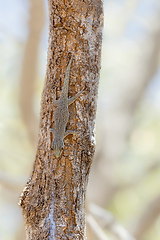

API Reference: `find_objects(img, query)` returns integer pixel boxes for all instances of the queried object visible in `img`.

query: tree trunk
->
[19,0,103,239]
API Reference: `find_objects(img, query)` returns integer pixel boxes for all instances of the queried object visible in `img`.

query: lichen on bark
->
[19,0,103,239]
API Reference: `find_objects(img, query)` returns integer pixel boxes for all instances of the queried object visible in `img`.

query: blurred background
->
[0,0,160,239]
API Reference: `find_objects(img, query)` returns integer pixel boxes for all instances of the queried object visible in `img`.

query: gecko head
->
[52,139,64,158]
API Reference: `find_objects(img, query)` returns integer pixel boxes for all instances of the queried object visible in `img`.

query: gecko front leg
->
[68,88,84,106]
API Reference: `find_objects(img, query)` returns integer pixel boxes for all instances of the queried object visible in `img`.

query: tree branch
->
[132,194,160,239]
[87,214,110,240]
[89,203,136,240]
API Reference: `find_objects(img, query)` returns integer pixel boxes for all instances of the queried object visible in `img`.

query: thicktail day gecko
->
[50,54,83,158]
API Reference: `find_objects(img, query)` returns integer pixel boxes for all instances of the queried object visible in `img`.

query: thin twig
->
[87,214,110,240]
[89,203,136,240]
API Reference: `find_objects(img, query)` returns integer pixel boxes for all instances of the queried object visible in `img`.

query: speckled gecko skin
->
[50,54,83,158]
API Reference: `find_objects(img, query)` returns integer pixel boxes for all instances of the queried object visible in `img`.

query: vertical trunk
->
[19,0,103,239]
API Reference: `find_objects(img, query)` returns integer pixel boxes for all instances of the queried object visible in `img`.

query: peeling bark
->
[19,0,103,239]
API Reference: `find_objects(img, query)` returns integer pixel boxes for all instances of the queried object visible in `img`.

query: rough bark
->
[19,0,45,149]
[19,0,103,239]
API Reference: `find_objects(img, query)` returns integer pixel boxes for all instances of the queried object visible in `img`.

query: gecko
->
[50,54,83,158]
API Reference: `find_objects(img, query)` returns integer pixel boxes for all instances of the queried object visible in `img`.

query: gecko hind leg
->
[52,99,59,107]
[64,130,78,138]
[68,89,83,106]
